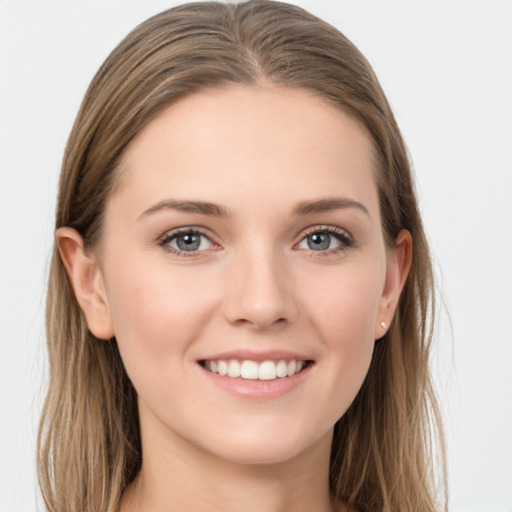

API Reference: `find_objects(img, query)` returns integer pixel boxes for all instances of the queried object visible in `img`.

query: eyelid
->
[299,224,352,238]
[294,224,355,254]
[298,224,354,242]
[157,226,220,256]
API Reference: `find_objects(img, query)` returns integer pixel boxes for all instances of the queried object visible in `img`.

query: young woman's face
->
[96,85,398,465]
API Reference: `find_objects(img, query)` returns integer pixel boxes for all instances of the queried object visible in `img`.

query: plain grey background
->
[1,1,511,510]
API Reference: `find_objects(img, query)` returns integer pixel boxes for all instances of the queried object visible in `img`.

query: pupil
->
[308,233,330,251]
[177,234,200,251]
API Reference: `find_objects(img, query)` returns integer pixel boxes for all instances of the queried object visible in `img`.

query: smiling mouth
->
[199,359,312,381]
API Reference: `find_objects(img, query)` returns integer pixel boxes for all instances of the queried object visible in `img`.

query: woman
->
[38,1,446,511]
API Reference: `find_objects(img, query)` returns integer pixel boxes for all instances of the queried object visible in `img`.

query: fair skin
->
[58,85,411,512]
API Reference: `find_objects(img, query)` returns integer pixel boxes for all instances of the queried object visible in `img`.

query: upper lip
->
[198,349,313,363]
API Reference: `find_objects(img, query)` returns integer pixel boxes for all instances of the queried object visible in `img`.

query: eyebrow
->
[292,197,370,217]
[138,196,369,220]
[138,199,229,220]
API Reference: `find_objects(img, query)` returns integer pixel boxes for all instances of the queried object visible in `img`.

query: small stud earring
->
[380,321,387,329]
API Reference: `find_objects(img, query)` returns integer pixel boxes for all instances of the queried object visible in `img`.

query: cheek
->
[103,259,218,378]
[303,265,383,407]
[307,264,383,343]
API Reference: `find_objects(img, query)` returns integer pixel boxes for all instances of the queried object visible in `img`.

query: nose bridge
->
[223,242,297,329]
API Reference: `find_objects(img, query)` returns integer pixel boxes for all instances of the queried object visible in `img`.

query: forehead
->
[111,85,379,218]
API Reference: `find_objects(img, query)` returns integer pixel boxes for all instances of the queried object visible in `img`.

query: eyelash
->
[157,225,355,258]
[158,227,216,257]
[296,225,355,256]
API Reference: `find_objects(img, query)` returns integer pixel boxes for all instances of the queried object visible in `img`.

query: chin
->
[192,421,333,467]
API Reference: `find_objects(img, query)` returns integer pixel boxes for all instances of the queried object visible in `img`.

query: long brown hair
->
[38,1,446,510]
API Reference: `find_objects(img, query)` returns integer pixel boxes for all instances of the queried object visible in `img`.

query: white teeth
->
[259,361,277,380]
[227,360,241,378]
[204,359,307,380]
[218,360,228,376]
[240,360,259,379]
[286,360,296,377]
[276,360,288,378]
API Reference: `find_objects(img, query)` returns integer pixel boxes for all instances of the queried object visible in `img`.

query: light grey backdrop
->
[1,1,511,511]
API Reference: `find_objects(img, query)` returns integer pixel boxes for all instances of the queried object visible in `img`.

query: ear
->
[56,227,115,340]
[375,229,412,339]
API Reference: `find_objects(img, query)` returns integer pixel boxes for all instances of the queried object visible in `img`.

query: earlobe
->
[375,229,412,339]
[56,227,115,340]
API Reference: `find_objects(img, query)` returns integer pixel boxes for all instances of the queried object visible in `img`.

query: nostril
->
[222,268,299,329]
[249,316,289,331]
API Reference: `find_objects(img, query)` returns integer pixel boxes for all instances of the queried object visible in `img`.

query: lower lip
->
[198,363,313,399]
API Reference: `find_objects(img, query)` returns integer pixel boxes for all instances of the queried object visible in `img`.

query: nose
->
[222,248,299,330]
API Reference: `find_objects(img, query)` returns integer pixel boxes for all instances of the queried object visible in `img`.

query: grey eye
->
[165,232,213,252]
[176,233,202,251]
[306,232,331,251]
[297,227,352,253]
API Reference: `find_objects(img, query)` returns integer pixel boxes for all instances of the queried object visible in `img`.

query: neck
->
[121,415,341,512]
